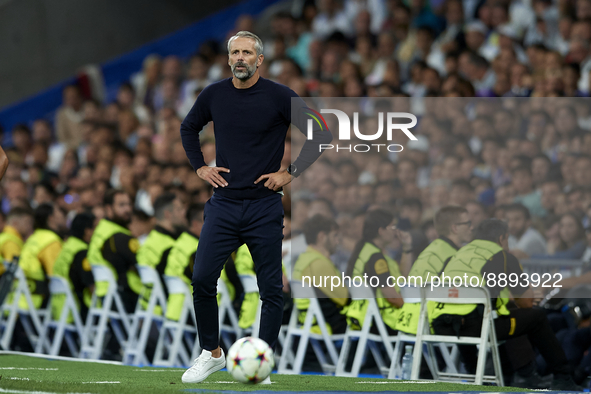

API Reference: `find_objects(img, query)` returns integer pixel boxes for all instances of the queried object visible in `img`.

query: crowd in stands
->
[3,0,591,387]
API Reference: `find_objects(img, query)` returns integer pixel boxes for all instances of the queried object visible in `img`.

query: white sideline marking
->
[0,350,121,365]
[132,369,183,372]
[356,381,437,384]
[0,389,92,394]
[205,381,239,384]
[9,378,30,381]
[0,368,58,371]
[80,382,120,384]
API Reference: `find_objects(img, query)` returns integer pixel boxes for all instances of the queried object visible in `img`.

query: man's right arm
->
[180,89,211,171]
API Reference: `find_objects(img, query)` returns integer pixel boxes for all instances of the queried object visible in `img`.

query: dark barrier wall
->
[0,0,281,137]
[0,0,242,109]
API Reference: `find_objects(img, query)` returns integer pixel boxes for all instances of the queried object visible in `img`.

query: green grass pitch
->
[0,354,530,394]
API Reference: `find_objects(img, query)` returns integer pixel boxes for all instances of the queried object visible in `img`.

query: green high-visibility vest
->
[346,242,402,331]
[396,238,458,334]
[0,226,23,276]
[88,219,141,297]
[0,226,23,260]
[137,228,176,312]
[137,229,176,269]
[164,231,198,321]
[19,229,62,309]
[430,239,511,321]
[51,236,88,322]
[292,246,348,334]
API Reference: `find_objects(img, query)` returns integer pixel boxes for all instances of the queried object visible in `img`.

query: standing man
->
[180,31,331,384]
[0,145,9,181]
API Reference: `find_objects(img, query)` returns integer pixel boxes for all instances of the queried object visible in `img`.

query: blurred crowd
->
[3,0,591,253]
[2,0,591,380]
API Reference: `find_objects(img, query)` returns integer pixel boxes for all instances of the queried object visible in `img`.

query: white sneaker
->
[182,349,226,384]
[260,376,272,384]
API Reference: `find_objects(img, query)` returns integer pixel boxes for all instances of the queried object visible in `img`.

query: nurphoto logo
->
[304,108,418,153]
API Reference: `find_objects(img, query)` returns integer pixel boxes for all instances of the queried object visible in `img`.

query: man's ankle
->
[211,347,222,358]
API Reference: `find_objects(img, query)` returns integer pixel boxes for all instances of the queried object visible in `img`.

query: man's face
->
[453,212,473,244]
[171,198,187,227]
[512,170,533,195]
[14,215,34,239]
[541,182,560,210]
[466,203,487,229]
[228,37,262,81]
[324,229,340,255]
[111,193,132,225]
[49,207,67,233]
[506,210,528,238]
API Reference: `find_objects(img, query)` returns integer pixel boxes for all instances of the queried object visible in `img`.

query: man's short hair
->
[103,189,128,206]
[473,219,508,243]
[434,206,468,236]
[227,31,264,56]
[401,198,423,211]
[451,179,473,192]
[512,165,532,177]
[34,203,55,230]
[70,212,95,239]
[303,214,338,245]
[505,203,531,220]
[153,192,176,220]
[7,207,33,220]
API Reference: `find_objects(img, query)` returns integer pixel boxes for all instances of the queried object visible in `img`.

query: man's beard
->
[111,214,131,228]
[231,61,256,81]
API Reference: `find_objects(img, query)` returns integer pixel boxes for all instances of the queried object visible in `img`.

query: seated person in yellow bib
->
[51,212,96,322]
[292,214,349,334]
[164,203,204,321]
[88,190,141,313]
[137,193,186,312]
[0,207,34,277]
[396,206,472,334]
[431,219,580,391]
[19,203,66,310]
[345,209,403,334]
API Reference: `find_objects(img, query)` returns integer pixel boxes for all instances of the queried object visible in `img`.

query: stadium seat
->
[153,275,198,367]
[411,285,504,386]
[123,265,168,366]
[277,280,344,375]
[217,277,242,350]
[35,276,85,357]
[80,265,131,360]
[335,285,397,378]
[0,261,47,351]
[387,285,458,379]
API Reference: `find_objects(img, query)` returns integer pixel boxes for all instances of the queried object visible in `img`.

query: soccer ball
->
[226,337,274,384]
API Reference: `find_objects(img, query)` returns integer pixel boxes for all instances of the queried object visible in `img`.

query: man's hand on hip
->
[254,170,293,191]
[197,166,229,188]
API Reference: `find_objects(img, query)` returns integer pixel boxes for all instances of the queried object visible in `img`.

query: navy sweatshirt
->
[180,77,332,200]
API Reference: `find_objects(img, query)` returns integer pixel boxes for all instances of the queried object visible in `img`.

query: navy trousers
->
[192,192,284,351]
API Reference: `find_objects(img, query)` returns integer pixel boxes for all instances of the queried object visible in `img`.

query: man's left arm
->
[255,93,332,190]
